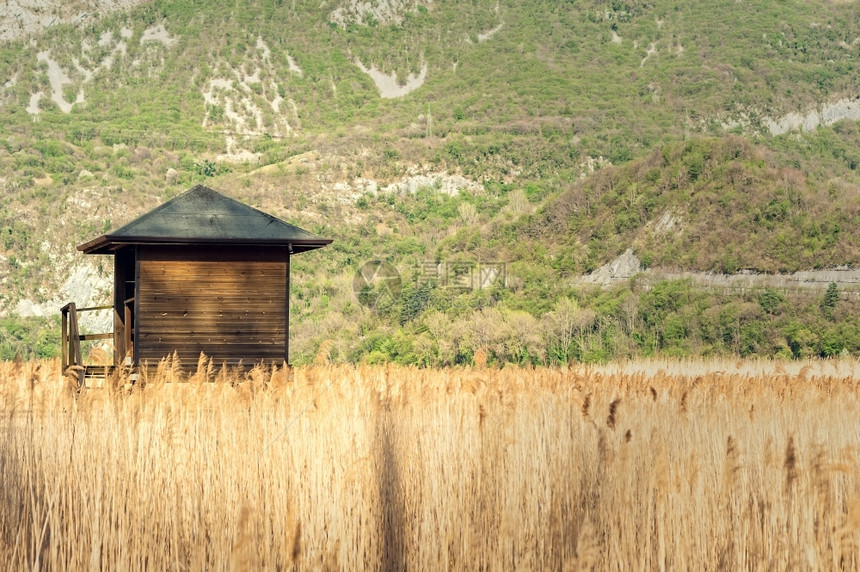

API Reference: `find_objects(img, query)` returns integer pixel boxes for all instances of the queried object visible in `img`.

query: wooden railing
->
[60,302,114,388]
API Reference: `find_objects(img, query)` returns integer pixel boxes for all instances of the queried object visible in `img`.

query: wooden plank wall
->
[137,246,287,367]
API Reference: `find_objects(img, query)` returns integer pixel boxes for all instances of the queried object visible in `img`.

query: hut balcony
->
[60,301,123,387]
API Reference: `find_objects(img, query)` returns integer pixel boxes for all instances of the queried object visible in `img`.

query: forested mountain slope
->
[0,0,858,363]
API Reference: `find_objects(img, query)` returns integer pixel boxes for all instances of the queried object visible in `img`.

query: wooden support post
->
[285,247,291,365]
[61,304,68,372]
[133,246,140,368]
[66,303,84,388]
[113,250,127,365]
[124,298,134,366]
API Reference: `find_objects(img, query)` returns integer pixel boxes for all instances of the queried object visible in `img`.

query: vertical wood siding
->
[137,246,287,367]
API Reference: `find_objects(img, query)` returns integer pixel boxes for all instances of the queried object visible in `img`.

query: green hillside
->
[0,0,858,363]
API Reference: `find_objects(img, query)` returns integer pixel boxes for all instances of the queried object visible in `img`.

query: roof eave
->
[78,235,333,255]
[78,235,110,254]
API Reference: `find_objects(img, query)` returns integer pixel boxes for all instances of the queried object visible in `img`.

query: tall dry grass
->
[2,356,860,569]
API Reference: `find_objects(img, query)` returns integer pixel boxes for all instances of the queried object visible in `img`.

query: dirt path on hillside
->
[576,249,860,298]
[644,268,860,298]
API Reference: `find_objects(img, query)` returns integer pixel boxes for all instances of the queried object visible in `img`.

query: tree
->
[500,308,543,364]
[423,310,455,365]
[757,288,785,315]
[619,292,639,334]
[543,297,596,364]
[821,282,839,320]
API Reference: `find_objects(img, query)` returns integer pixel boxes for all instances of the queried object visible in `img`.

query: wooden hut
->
[66,184,331,374]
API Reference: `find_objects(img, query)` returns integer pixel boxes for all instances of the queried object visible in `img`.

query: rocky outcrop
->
[765,96,860,136]
[0,0,146,43]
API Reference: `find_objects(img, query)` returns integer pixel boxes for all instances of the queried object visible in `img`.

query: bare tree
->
[500,308,542,364]
[424,310,455,365]
[543,297,595,363]
[620,294,639,335]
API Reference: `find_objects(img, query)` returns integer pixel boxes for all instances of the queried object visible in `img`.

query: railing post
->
[61,304,69,372]
[67,303,83,388]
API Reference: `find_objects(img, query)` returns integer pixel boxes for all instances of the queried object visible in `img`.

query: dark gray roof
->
[79,185,331,254]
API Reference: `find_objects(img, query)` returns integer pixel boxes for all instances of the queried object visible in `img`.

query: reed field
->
[2,357,860,570]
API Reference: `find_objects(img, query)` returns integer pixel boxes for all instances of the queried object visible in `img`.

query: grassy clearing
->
[2,357,860,569]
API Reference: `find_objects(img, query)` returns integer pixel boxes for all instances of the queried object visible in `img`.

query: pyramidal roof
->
[79,185,331,254]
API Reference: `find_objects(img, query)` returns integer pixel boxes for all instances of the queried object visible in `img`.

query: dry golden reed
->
[2,356,860,569]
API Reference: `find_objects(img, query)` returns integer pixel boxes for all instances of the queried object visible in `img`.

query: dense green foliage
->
[307,279,860,367]
[0,0,858,365]
[0,316,61,361]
